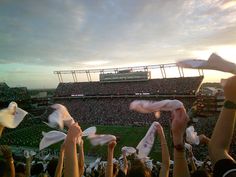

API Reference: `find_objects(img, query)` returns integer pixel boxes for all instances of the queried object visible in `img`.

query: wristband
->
[174,144,185,152]
[224,100,236,109]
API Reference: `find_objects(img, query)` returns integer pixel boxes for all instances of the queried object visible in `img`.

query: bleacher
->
[54,76,204,97]
[54,76,204,126]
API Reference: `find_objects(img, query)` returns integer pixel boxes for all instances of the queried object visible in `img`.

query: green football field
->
[0,122,173,161]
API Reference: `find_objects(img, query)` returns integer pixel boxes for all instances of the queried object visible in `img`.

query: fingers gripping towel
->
[39,131,67,150]
[46,104,75,129]
[39,126,96,150]
[130,99,184,116]
[88,134,116,146]
[186,126,200,145]
[0,102,28,128]
[136,122,160,158]
[177,53,236,74]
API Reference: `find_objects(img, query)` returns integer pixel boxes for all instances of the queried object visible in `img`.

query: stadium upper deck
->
[55,76,204,97]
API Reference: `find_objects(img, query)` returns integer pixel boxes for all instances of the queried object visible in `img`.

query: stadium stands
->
[54,76,203,126]
[54,76,203,97]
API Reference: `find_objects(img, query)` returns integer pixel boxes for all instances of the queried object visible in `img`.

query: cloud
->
[0,0,235,69]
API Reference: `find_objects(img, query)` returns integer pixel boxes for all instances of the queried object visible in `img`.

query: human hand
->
[171,108,189,145]
[66,123,82,144]
[199,134,210,145]
[108,141,117,151]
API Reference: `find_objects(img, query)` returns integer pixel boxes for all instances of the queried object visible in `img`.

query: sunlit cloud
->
[0,0,236,88]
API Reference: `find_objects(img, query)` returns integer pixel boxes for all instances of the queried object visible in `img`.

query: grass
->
[0,123,173,161]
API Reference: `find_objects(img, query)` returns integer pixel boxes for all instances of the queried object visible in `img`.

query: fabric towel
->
[45,104,75,129]
[130,99,184,114]
[136,122,159,158]
[0,102,28,128]
[82,126,96,137]
[177,53,236,74]
[186,126,200,145]
[39,130,67,150]
[39,126,96,150]
[88,134,116,146]
[121,146,136,156]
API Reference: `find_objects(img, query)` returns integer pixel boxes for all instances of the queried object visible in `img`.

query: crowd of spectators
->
[54,76,203,97]
[56,97,195,127]
[0,82,30,107]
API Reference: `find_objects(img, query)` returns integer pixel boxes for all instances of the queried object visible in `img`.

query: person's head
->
[31,162,44,176]
[46,158,58,177]
[191,169,211,177]
[15,163,26,177]
[0,159,7,177]
[127,159,151,177]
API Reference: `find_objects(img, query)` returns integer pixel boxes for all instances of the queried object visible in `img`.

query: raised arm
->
[78,139,85,177]
[105,141,116,177]
[208,75,236,164]
[54,143,65,177]
[121,150,128,175]
[0,145,15,177]
[171,108,190,177]
[64,123,82,177]
[156,123,170,177]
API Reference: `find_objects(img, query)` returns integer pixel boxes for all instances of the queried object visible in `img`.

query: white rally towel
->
[0,102,28,128]
[121,146,136,156]
[186,126,200,145]
[130,99,184,117]
[88,134,116,146]
[39,126,96,150]
[184,143,192,151]
[136,122,159,159]
[177,53,236,74]
[82,126,96,137]
[39,131,67,150]
[45,104,75,130]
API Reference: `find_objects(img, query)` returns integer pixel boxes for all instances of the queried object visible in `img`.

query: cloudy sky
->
[0,0,236,89]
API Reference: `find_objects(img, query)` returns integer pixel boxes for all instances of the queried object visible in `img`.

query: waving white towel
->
[82,126,96,137]
[39,126,96,150]
[39,131,67,150]
[88,134,116,146]
[136,122,159,158]
[121,146,136,156]
[177,53,236,74]
[45,104,75,129]
[186,126,200,145]
[130,99,184,117]
[0,102,28,128]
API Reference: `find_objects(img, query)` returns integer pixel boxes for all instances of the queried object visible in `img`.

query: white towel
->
[88,134,116,146]
[177,53,236,74]
[39,126,96,150]
[136,122,159,158]
[186,126,200,145]
[45,104,75,129]
[184,143,192,151]
[121,146,136,156]
[130,99,184,116]
[82,126,96,137]
[0,102,28,128]
[39,131,67,150]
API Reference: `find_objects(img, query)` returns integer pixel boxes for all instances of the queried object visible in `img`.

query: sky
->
[0,0,236,89]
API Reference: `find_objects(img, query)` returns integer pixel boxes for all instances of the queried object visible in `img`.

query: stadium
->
[0,63,235,175]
